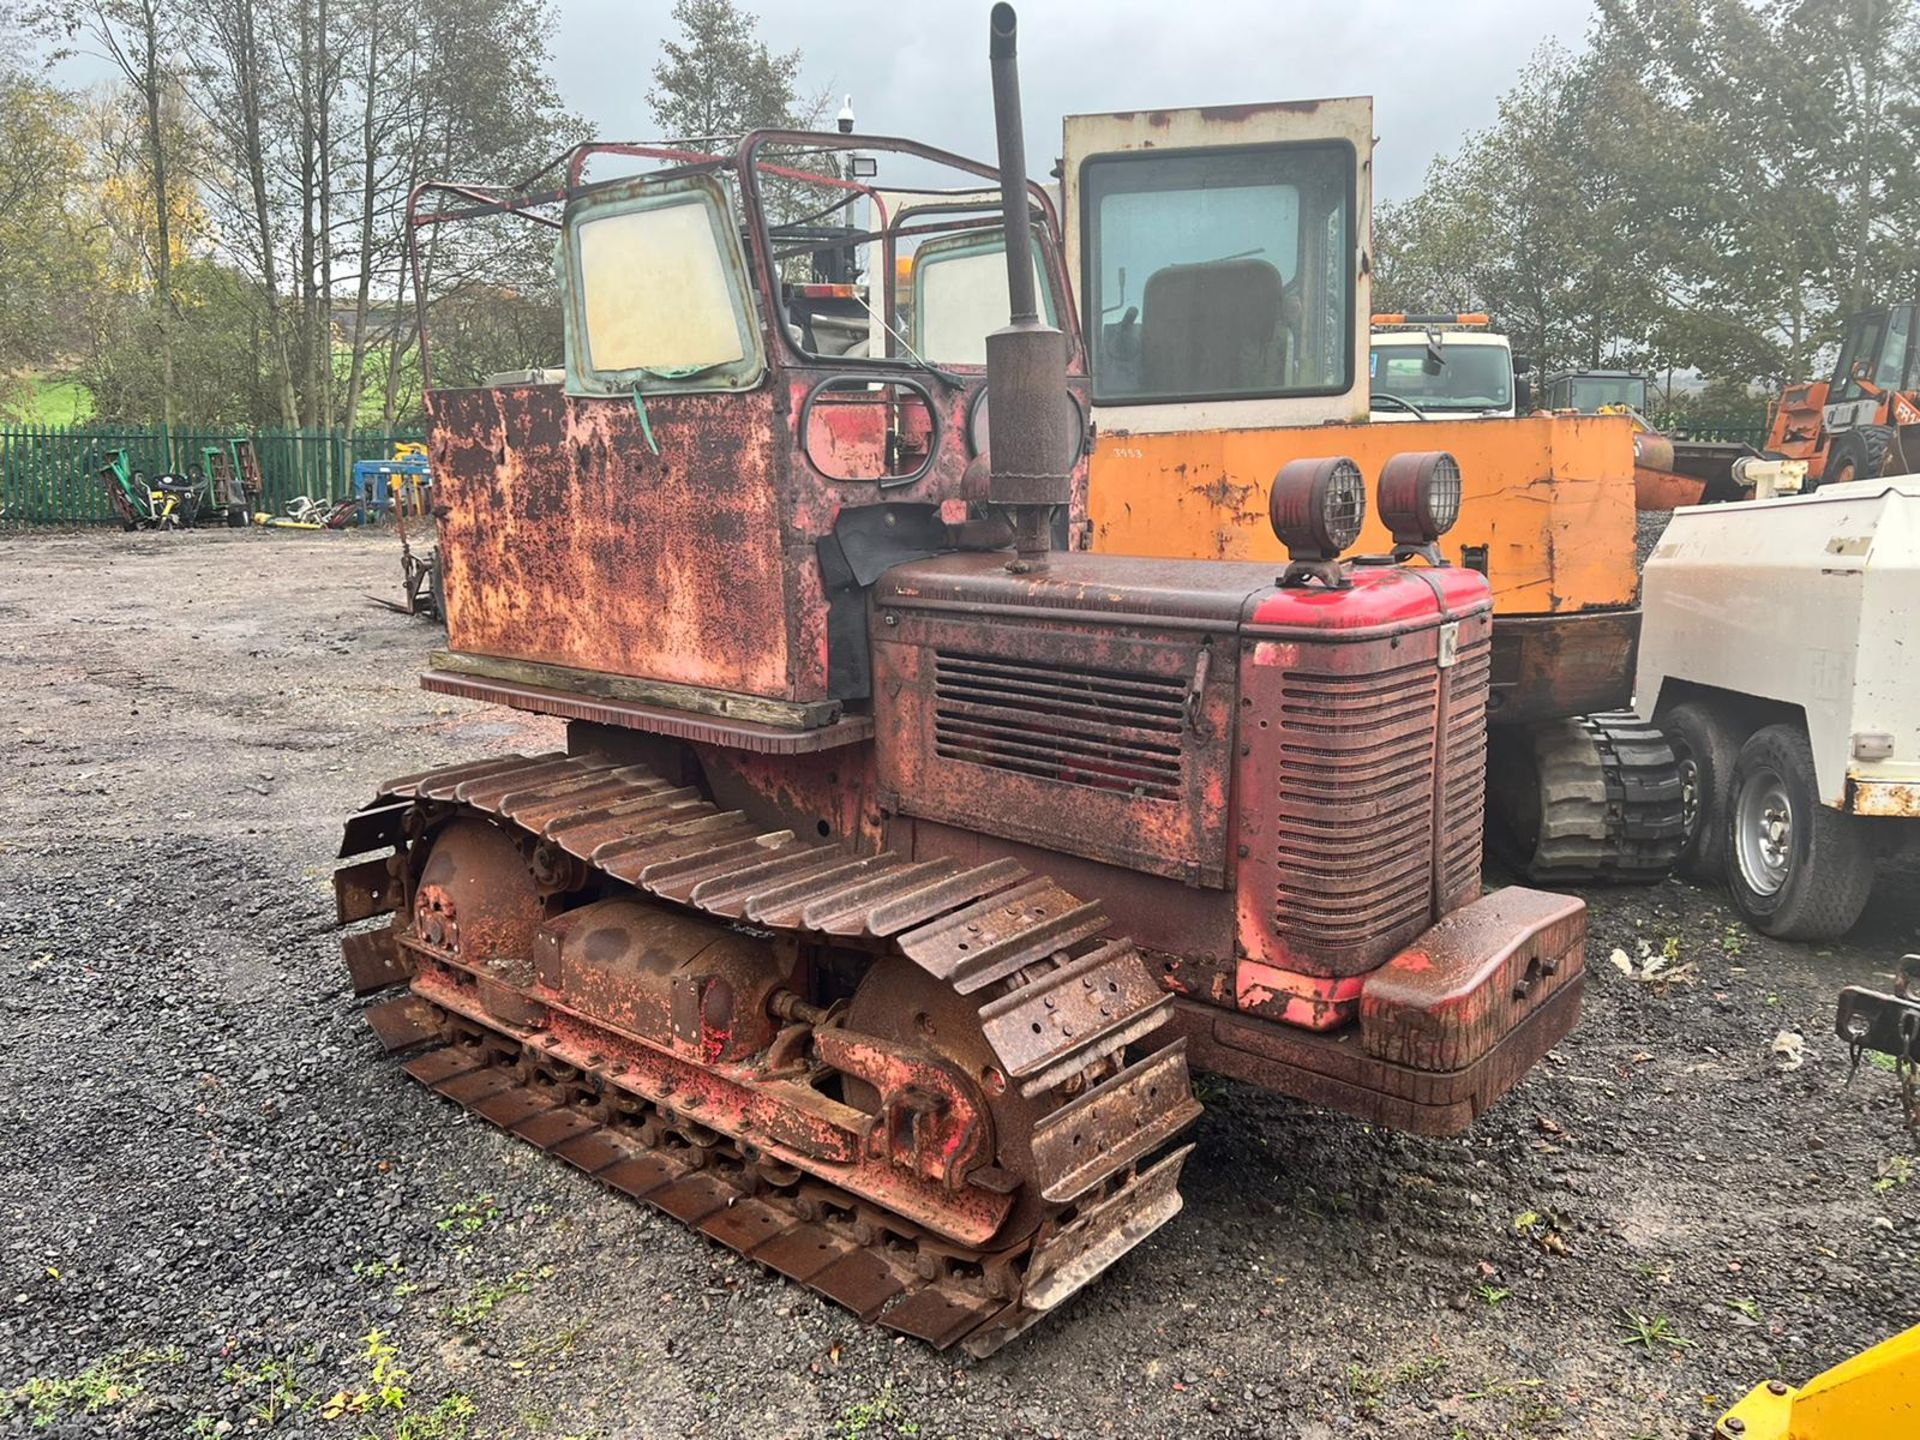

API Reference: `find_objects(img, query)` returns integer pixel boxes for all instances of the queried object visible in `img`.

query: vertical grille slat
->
[933,650,1189,803]
[1270,633,1490,951]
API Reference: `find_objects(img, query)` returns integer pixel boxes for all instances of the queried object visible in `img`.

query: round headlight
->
[1377,451,1462,547]
[1269,457,1366,560]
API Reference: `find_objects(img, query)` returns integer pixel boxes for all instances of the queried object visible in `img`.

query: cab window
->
[1081,143,1353,404]
[1370,343,1512,412]
[1829,312,1886,403]
[562,176,765,397]
[910,227,1053,366]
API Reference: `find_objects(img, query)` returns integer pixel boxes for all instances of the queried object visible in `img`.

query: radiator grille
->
[932,651,1187,801]
[1270,630,1490,949]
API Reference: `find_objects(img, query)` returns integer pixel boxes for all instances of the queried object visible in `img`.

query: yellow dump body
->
[1716,1321,1920,1439]
[1087,413,1640,617]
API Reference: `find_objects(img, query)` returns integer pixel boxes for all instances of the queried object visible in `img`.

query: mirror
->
[802,376,940,483]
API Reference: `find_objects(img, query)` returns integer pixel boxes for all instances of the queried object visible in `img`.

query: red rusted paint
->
[410,953,1015,1244]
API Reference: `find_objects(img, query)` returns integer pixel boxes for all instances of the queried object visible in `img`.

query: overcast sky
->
[550,0,1597,202]
[40,0,1597,203]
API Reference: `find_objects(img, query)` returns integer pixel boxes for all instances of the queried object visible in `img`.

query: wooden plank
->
[430,649,842,732]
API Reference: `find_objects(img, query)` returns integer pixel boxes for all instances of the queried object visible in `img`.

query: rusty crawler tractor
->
[331,6,1588,1354]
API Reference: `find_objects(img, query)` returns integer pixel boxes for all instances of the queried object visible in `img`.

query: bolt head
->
[1726,1419,1745,1434]
[1767,1380,1788,1396]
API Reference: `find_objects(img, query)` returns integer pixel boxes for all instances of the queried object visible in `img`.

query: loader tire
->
[1818,425,1893,491]
[1661,700,1738,881]
[1723,724,1874,941]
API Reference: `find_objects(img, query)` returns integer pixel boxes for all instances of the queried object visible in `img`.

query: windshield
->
[1567,376,1645,411]
[1830,312,1887,403]
[1081,143,1353,404]
[1370,342,1512,412]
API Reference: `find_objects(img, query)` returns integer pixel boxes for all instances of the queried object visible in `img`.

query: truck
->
[328,5,1587,1357]
[1370,315,1525,422]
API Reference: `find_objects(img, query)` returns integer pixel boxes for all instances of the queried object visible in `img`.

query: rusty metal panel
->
[434,383,807,698]
[1487,610,1638,727]
[1233,604,1495,993]
[335,857,400,924]
[873,553,1243,885]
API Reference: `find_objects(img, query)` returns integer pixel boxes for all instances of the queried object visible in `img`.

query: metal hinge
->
[1437,621,1459,670]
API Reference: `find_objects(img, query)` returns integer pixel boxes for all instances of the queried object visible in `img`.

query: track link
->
[1495,712,1685,884]
[336,751,1201,1356]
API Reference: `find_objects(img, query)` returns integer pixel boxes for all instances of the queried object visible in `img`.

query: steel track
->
[336,751,1201,1356]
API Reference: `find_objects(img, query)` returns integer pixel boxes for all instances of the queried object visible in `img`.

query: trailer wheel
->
[1818,426,1893,491]
[1662,700,1737,880]
[1723,724,1873,940]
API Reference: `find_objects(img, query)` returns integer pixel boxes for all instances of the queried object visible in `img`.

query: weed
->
[323,1333,478,1440]
[1474,1283,1512,1306]
[1874,1155,1912,1192]
[223,1356,303,1425]
[1394,1354,1446,1385]
[323,1330,410,1420]
[3,1348,179,1428]
[1721,924,1744,956]
[1661,935,1681,962]
[355,1256,406,1281]
[442,1269,547,1328]
[1725,1297,1762,1321]
[1867,1050,1899,1072]
[834,1389,920,1438]
[1344,1364,1386,1418]
[1192,1075,1229,1105]
[436,1198,500,1237]
[393,1394,477,1440]
[1618,1309,1693,1352]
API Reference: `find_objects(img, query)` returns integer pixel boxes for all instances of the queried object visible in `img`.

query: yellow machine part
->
[1716,1322,1920,1439]
[1085,413,1639,618]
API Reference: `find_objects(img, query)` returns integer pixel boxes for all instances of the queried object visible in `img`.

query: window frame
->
[1369,340,1515,412]
[560,173,767,399]
[1076,138,1358,408]
[909,223,1058,365]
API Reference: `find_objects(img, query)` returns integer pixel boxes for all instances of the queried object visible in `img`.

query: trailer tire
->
[1662,700,1737,881]
[1723,724,1873,940]
[1818,426,1893,491]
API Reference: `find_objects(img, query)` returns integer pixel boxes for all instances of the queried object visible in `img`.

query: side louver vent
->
[932,651,1187,801]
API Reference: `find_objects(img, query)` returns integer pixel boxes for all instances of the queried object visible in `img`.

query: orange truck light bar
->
[1372,312,1489,327]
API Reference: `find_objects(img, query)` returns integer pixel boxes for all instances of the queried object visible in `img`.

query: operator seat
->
[1140,257,1288,396]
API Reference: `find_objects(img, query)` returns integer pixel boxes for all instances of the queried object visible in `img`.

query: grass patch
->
[4,1347,179,1427]
[1618,1309,1693,1352]
[834,1390,920,1438]
[442,1267,551,1328]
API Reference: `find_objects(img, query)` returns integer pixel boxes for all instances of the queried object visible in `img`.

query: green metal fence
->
[1650,417,1770,449]
[0,425,427,524]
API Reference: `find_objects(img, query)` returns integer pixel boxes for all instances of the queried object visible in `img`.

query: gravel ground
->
[2,526,1916,1440]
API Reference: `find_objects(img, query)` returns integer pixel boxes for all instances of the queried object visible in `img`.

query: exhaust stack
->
[985,3,1071,570]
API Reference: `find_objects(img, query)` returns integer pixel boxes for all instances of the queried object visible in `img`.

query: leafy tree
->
[1380,0,1920,392]
[0,54,92,413]
[648,0,807,141]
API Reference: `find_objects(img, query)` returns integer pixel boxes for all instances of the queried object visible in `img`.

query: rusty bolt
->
[1766,1381,1788,1396]
[1725,1419,1744,1434]
[882,611,899,627]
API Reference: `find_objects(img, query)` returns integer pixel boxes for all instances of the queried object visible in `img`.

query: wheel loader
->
[1056,100,1685,885]
[1765,301,1920,490]
[331,5,1587,1356]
